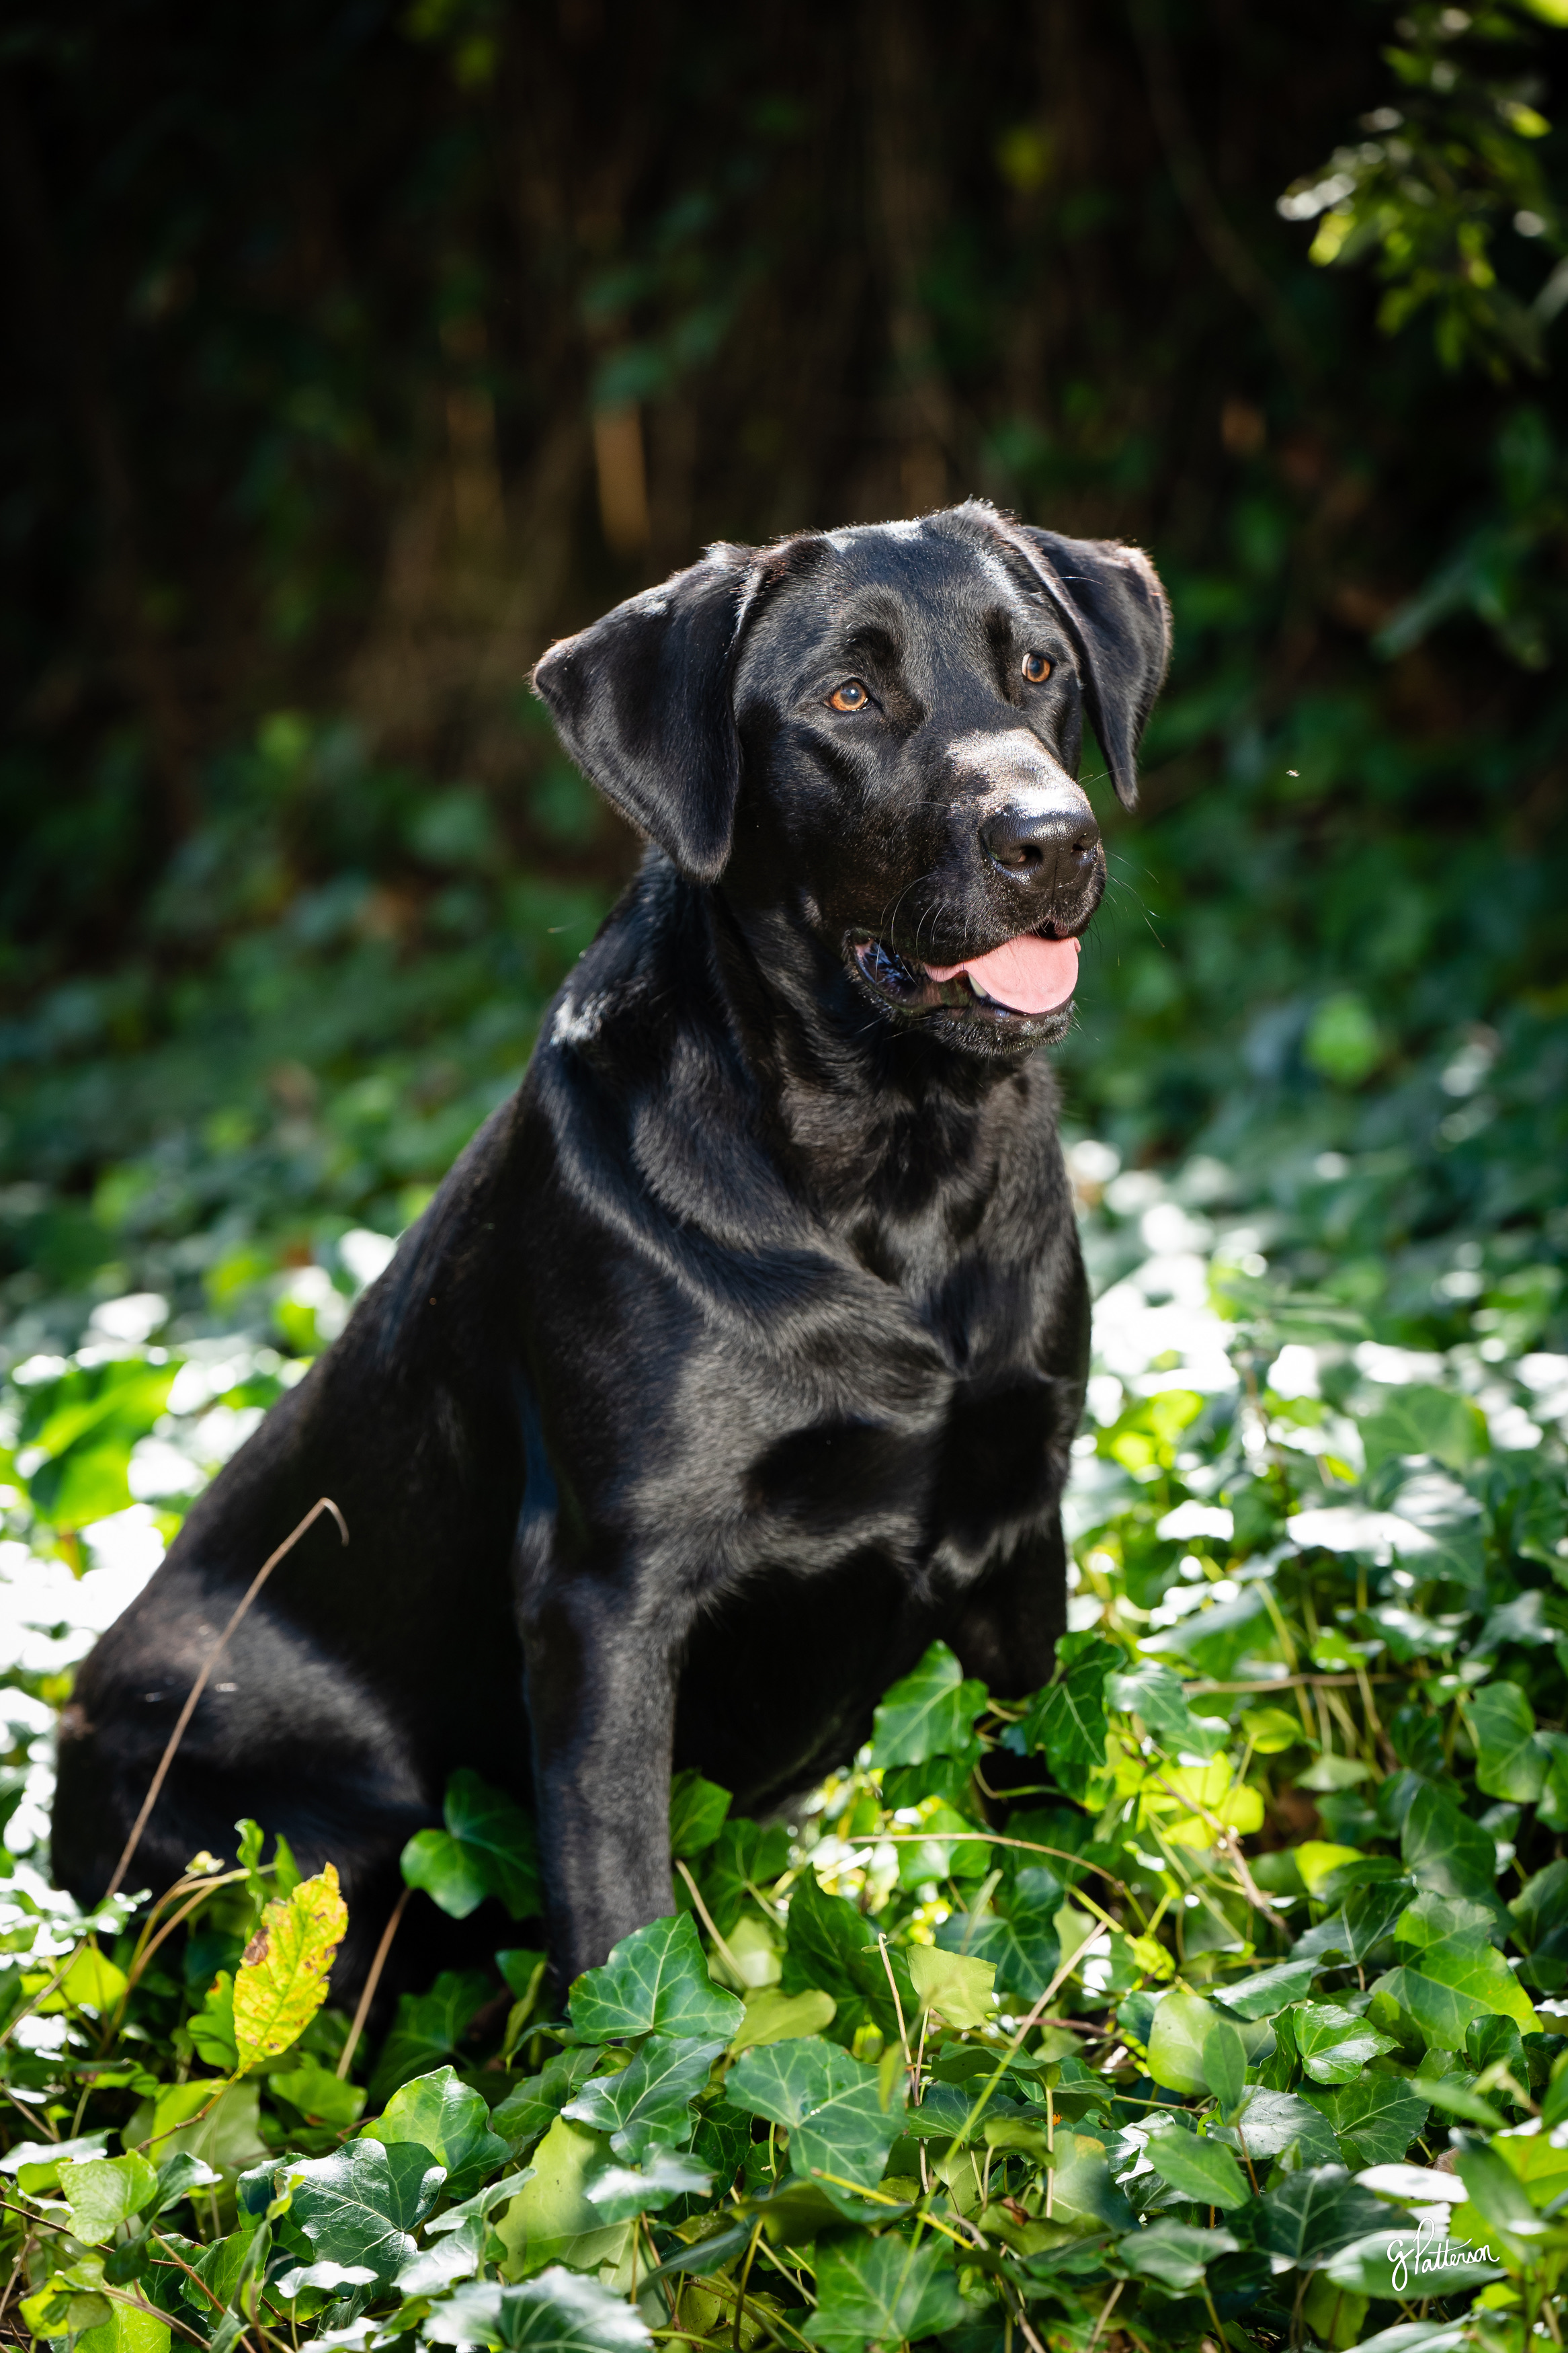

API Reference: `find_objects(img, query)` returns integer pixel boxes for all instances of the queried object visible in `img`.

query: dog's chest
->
[672,1238,1070,1584]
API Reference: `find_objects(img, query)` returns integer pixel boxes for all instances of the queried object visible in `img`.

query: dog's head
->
[534,500,1169,1056]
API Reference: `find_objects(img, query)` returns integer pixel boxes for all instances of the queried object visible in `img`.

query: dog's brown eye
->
[828,680,869,712]
[1022,651,1053,684]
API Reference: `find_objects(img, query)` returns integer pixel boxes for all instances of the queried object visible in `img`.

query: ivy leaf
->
[867,1644,985,1767]
[561,2036,725,2161]
[491,2050,603,2157]
[1356,1385,1487,1476]
[364,2064,511,2198]
[268,2054,366,2130]
[568,1913,744,2042]
[694,1817,792,1936]
[1021,1638,1120,1799]
[1108,1659,1226,1757]
[58,2154,159,2245]
[424,2266,652,2350]
[801,2233,966,2350]
[727,2036,905,2188]
[402,1830,491,1920]
[1294,2001,1398,2085]
[1219,2087,1341,2169]
[667,1772,731,1858]
[1388,1890,1540,2031]
[1255,2165,1393,2264]
[445,1770,541,1920]
[494,2116,625,2276]
[1400,1785,1499,1905]
[1203,2016,1248,2114]
[1144,2123,1250,2210]
[393,2212,487,2299]
[370,1969,493,2105]
[1466,1681,1551,1803]
[69,2304,167,2353]
[422,2176,532,2249]
[1145,1987,1216,2096]
[905,1946,997,2032]
[727,1989,837,2051]
[1310,2074,1430,2168]
[286,2139,446,2282]
[1292,1880,1415,1967]
[1213,1958,1317,2019]
[777,1872,911,2043]
[581,2148,713,2223]
[1121,2218,1240,2290]
[231,1862,346,2073]
[936,1893,1060,2007]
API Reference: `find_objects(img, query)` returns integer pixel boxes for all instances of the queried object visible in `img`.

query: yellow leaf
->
[231,1862,347,2073]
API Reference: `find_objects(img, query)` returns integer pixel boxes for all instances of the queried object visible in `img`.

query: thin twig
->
[106,1496,347,1901]
[106,1870,249,2038]
[1085,2278,1124,2352]
[335,1882,411,2081]
[876,1933,913,2076]
[674,1859,748,1986]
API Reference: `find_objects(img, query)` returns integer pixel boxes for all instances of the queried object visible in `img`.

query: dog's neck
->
[696,875,1053,1222]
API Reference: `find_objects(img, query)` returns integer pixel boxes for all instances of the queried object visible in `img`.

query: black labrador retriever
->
[53,499,1169,1987]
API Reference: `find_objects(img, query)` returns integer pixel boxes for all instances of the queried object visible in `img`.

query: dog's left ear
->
[1006,526,1171,811]
[532,545,755,883]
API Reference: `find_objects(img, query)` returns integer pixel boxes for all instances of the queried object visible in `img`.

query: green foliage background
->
[2,3,1568,2350]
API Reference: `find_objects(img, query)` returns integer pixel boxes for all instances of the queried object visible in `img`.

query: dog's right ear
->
[532,545,755,885]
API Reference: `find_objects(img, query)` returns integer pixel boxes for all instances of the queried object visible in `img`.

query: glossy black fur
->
[52,502,1169,1987]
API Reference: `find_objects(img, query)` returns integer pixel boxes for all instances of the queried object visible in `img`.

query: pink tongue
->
[923,934,1081,1014]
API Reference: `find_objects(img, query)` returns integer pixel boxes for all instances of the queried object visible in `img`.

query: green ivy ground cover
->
[0,1160,1565,2353]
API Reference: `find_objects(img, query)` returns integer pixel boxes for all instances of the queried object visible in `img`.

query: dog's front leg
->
[521,1583,679,1986]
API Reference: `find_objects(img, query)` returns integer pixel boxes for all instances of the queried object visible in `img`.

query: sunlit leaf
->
[58,2153,159,2245]
[905,1945,996,2031]
[582,2147,712,2222]
[287,2138,446,2282]
[231,1861,346,2073]
[1294,2001,1398,2085]
[867,1643,985,1766]
[568,1913,744,2042]
[364,2063,510,2196]
[727,2035,905,2188]
[561,2036,725,2161]
[425,2266,652,2350]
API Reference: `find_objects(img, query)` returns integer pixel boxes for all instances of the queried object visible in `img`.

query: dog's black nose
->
[980,799,1100,887]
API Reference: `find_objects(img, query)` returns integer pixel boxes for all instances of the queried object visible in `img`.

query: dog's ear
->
[532,545,755,883]
[1007,526,1171,810]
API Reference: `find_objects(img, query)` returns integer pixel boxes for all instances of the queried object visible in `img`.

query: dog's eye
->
[828,680,870,713]
[1022,651,1053,684]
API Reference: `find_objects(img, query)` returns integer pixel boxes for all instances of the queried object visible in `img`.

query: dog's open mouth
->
[850,930,1081,1027]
